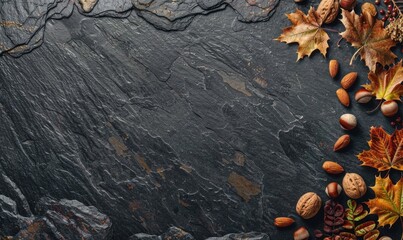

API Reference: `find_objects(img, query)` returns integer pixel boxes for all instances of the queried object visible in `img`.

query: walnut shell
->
[342,173,367,199]
[296,192,322,219]
[317,0,340,24]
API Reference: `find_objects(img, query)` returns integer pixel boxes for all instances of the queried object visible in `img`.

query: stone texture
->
[0,0,278,56]
[130,227,195,240]
[0,0,402,239]
[206,232,270,240]
[0,196,112,239]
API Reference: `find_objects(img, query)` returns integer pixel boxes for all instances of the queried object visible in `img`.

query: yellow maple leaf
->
[276,7,329,61]
[362,60,403,101]
[366,176,403,228]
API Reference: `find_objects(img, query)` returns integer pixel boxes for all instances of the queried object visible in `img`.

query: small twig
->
[349,47,363,66]
[322,27,339,33]
[367,100,383,114]
[384,169,391,177]
[337,37,343,47]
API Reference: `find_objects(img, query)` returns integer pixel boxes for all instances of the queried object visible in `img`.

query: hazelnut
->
[340,0,357,10]
[294,227,309,240]
[325,182,342,198]
[339,113,357,130]
[381,100,398,117]
[296,192,322,219]
[342,173,367,199]
[355,88,373,103]
[379,237,392,240]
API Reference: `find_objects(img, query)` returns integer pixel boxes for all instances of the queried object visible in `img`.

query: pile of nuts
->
[331,59,400,117]
[330,59,359,153]
[274,160,369,239]
[273,58,396,239]
[280,1,398,239]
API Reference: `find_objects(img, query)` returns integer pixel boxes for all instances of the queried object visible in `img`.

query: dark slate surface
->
[0,196,112,239]
[0,0,401,239]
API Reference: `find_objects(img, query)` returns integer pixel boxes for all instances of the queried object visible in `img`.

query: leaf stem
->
[337,37,343,47]
[350,47,363,66]
[322,27,339,33]
[385,169,391,177]
[367,100,383,114]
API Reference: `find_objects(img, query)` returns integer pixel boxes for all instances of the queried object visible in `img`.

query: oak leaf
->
[363,60,403,101]
[357,126,403,171]
[340,4,397,72]
[276,7,329,61]
[366,176,403,227]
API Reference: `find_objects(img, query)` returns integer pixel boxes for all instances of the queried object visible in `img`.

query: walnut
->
[342,173,367,199]
[317,0,340,24]
[296,192,322,219]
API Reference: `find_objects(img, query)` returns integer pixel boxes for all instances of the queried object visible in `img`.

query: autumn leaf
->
[362,60,403,101]
[366,176,403,228]
[276,7,329,61]
[357,126,403,171]
[340,3,397,72]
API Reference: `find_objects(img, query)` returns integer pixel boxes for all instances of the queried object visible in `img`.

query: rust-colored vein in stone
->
[134,154,152,174]
[108,136,128,156]
[227,171,261,202]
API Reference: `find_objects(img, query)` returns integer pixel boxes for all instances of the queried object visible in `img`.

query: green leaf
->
[347,199,357,211]
[346,209,355,220]
[354,210,369,221]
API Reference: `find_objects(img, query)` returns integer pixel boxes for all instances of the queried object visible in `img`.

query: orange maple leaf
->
[363,60,403,101]
[366,176,403,228]
[339,4,397,72]
[276,7,329,61]
[357,126,403,171]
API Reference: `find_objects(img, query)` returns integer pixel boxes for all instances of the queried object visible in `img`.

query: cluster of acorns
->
[329,60,399,117]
